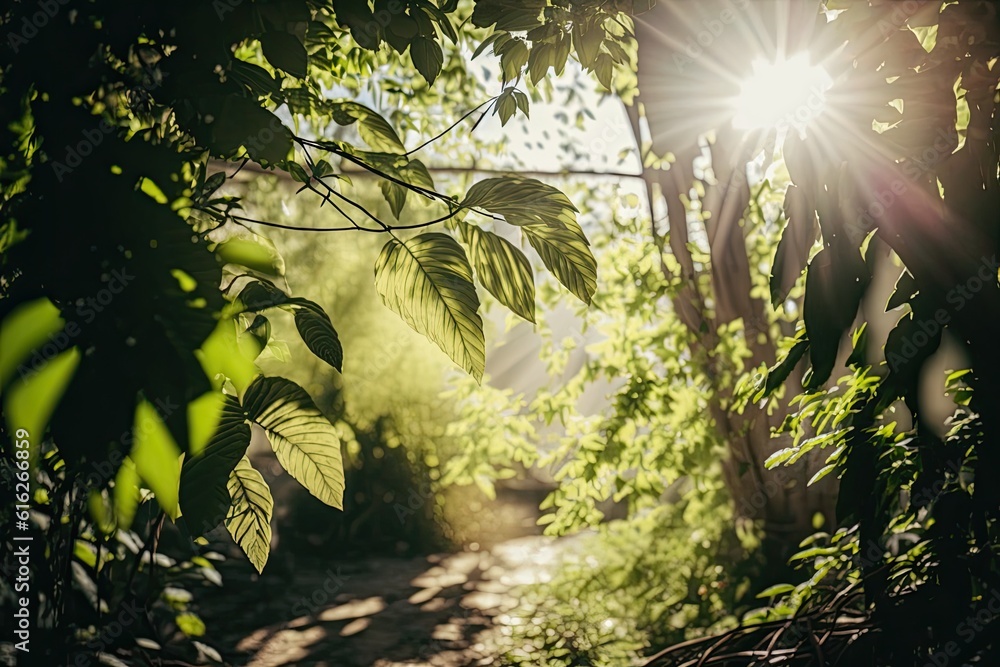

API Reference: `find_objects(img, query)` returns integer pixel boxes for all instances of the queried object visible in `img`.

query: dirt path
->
[199,536,575,667]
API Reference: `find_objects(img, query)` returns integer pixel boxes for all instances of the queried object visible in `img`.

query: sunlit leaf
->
[461,222,536,323]
[196,320,257,394]
[131,400,183,520]
[243,376,344,508]
[216,238,285,276]
[523,220,598,305]
[225,456,273,573]
[374,233,485,380]
[461,177,578,228]
[0,297,63,389]
[3,347,80,454]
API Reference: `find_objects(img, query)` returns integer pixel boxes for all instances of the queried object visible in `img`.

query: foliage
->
[491,502,758,667]
[664,1,1000,664]
[0,0,648,659]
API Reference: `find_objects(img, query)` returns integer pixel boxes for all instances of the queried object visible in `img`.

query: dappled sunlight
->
[201,536,576,666]
[7,0,997,664]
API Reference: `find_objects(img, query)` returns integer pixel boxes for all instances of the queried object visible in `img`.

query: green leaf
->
[260,31,308,78]
[0,297,63,389]
[472,1,543,31]
[410,37,444,84]
[216,238,285,276]
[327,102,405,153]
[380,179,408,219]
[460,222,536,323]
[461,177,578,227]
[754,337,809,401]
[593,52,615,89]
[528,42,555,85]
[175,612,207,638]
[243,376,344,509]
[287,162,311,183]
[292,302,344,372]
[3,348,80,454]
[230,60,281,97]
[237,314,271,361]
[765,447,797,468]
[196,320,257,395]
[523,220,598,305]
[113,459,142,530]
[180,396,251,535]
[187,390,226,457]
[237,280,289,311]
[131,400,183,520]
[573,17,604,69]
[225,456,273,573]
[331,0,380,49]
[495,89,518,125]
[497,38,529,81]
[756,583,796,598]
[374,233,485,380]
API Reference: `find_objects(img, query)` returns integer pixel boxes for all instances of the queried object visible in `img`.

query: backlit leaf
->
[225,456,273,573]
[523,219,598,305]
[243,376,344,509]
[374,233,485,380]
[460,222,536,323]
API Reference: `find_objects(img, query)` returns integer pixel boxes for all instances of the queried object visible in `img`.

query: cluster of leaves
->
[0,0,656,658]
[490,501,759,666]
[727,1,1000,663]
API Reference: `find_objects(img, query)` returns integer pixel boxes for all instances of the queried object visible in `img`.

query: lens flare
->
[732,53,832,131]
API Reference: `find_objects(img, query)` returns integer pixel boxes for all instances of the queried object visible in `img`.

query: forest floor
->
[198,534,578,667]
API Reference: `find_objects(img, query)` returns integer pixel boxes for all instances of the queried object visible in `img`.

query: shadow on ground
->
[198,536,573,667]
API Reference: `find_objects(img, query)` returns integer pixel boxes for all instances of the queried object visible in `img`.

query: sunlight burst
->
[732,54,832,131]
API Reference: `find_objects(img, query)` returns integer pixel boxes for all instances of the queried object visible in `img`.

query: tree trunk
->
[631,0,838,584]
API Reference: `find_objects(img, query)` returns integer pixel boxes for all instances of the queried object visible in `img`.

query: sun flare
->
[732,53,833,131]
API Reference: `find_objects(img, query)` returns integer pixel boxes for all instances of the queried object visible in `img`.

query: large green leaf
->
[374,233,485,380]
[523,219,598,305]
[179,396,252,535]
[0,297,62,389]
[326,101,405,153]
[225,456,273,574]
[243,376,344,509]
[131,400,183,520]
[292,301,343,372]
[410,37,444,84]
[237,280,289,311]
[461,177,578,228]
[3,348,80,455]
[216,237,285,276]
[260,31,308,78]
[460,222,536,323]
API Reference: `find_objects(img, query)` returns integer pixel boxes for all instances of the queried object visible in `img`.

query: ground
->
[199,535,575,667]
